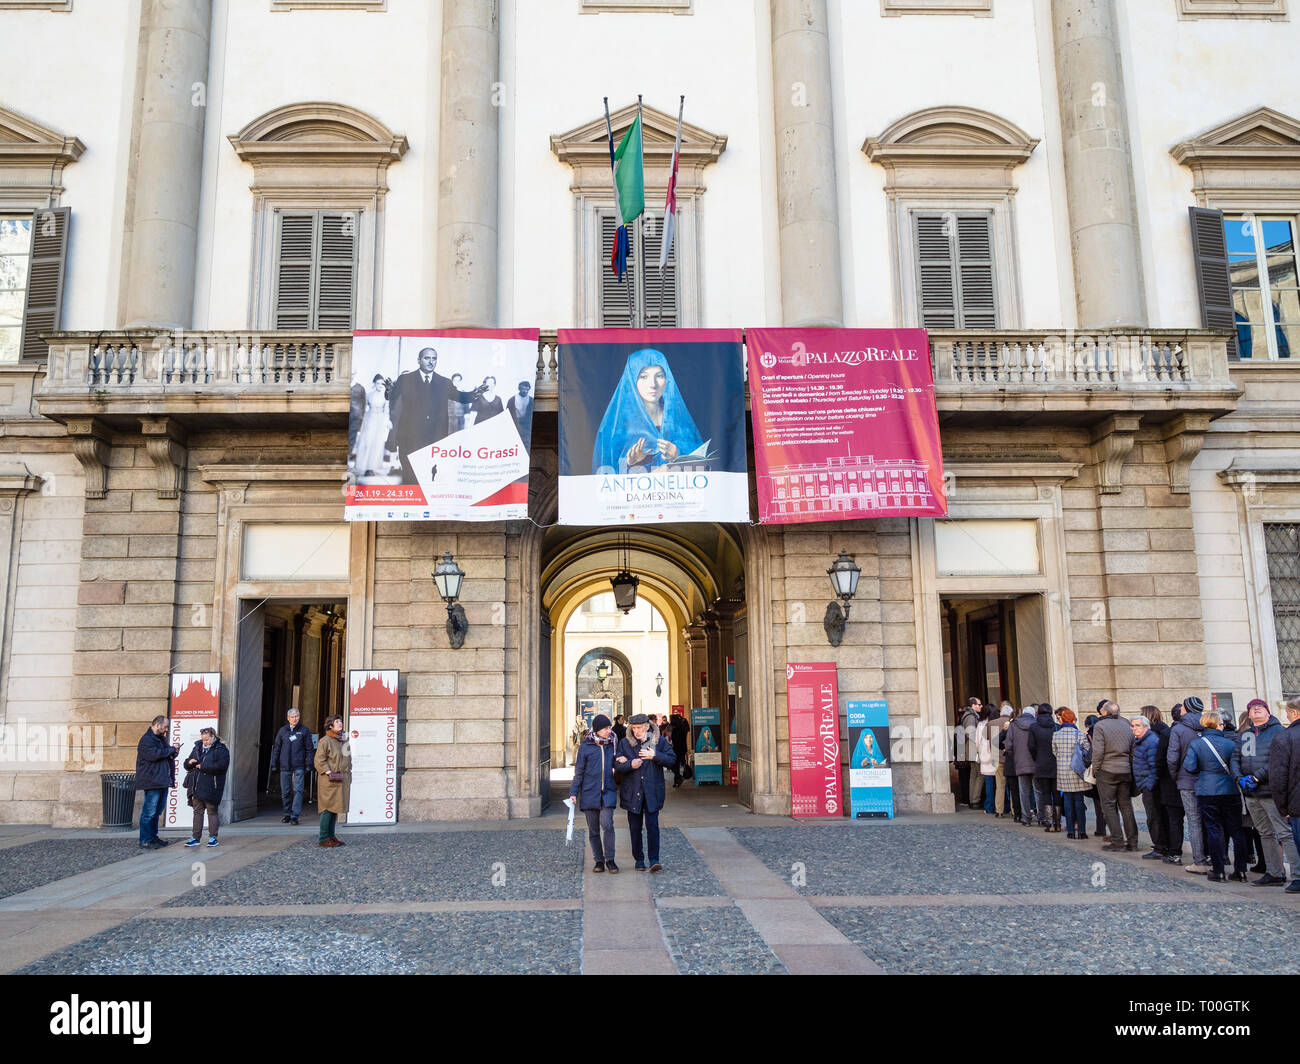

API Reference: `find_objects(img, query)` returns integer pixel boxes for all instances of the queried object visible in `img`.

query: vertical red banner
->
[165,673,220,829]
[786,662,843,817]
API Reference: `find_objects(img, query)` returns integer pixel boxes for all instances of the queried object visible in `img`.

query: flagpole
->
[635,95,644,330]
[659,94,684,329]
[605,97,636,328]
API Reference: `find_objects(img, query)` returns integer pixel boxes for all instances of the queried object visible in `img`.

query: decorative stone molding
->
[0,104,84,209]
[581,0,691,10]
[863,106,1038,191]
[0,463,43,496]
[1159,414,1213,493]
[63,418,111,499]
[882,0,991,12]
[1172,107,1300,207]
[141,417,188,500]
[271,0,385,9]
[1218,458,1300,494]
[1176,0,1287,19]
[1089,414,1142,494]
[0,2,73,12]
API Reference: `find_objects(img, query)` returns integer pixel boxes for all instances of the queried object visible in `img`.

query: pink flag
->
[659,97,684,271]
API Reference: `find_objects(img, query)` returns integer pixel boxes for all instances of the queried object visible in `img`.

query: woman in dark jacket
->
[1083,714,1106,841]
[569,714,620,873]
[183,727,230,847]
[1025,704,1060,831]
[1150,711,1184,864]
[1182,710,1248,883]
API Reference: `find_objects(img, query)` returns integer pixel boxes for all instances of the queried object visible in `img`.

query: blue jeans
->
[983,775,996,813]
[280,768,306,817]
[138,787,165,844]
[1017,775,1037,821]
[627,809,661,865]
[1062,792,1087,835]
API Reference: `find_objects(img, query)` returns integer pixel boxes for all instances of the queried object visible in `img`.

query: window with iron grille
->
[273,210,358,330]
[1266,522,1300,698]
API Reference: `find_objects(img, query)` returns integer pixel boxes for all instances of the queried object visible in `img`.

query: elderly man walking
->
[1092,700,1139,852]
[614,713,677,872]
[270,708,315,826]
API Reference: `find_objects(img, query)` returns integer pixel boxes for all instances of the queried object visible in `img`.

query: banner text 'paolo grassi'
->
[346,330,539,522]
[557,330,749,525]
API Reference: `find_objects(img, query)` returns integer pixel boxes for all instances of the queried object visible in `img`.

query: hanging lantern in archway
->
[610,534,639,613]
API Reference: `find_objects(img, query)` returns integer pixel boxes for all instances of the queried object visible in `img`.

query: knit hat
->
[1247,698,1269,712]
[592,714,611,733]
[629,713,649,726]
[1184,695,1205,714]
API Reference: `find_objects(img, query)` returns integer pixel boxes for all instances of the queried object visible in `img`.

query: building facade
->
[0,0,1297,827]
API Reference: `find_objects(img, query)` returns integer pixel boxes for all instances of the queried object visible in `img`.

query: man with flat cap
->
[614,713,677,872]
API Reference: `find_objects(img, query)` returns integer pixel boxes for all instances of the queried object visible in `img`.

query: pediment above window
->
[550,101,726,195]
[864,106,1038,192]
[1172,107,1300,205]
[0,104,84,207]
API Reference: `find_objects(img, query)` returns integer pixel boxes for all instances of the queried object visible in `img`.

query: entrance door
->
[733,610,751,808]
[230,604,264,822]
[539,610,552,810]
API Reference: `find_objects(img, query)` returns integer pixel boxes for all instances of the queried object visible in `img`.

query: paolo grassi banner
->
[557,329,749,525]
[345,330,539,522]
[745,328,946,524]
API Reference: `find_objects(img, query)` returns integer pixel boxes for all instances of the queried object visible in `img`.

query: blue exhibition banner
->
[847,700,894,818]
[692,706,723,785]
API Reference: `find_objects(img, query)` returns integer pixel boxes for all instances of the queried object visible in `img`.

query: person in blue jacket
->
[853,729,887,768]
[614,713,677,872]
[569,713,620,873]
[1182,709,1248,882]
[269,708,315,826]
[1231,698,1293,885]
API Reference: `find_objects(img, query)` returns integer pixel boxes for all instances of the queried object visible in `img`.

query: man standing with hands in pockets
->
[614,713,677,872]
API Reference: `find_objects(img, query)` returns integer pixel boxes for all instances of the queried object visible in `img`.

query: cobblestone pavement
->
[3,807,1296,975]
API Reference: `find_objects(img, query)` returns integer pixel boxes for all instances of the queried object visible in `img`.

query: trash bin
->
[100,772,136,829]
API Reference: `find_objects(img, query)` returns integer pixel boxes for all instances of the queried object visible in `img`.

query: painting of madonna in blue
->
[592,348,704,474]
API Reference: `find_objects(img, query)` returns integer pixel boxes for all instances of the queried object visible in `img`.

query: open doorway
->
[941,594,1050,719]
[229,600,346,822]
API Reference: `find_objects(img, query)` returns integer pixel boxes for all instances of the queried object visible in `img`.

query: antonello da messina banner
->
[557,329,749,525]
[345,329,539,522]
[745,328,946,524]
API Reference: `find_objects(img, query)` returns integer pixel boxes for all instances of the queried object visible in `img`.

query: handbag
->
[327,771,344,783]
[683,763,694,780]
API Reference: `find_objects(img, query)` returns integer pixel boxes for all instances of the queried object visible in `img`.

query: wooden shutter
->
[1189,206,1237,358]
[274,212,315,330]
[317,212,357,330]
[640,213,678,327]
[599,210,633,327]
[19,206,69,362]
[915,213,957,329]
[955,214,997,328]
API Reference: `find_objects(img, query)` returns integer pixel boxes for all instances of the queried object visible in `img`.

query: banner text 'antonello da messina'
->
[558,330,749,525]
[345,329,540,522]
[745,329,946,524]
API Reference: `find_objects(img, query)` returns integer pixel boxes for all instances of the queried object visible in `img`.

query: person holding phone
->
[135,715,180,849]
[614,714,677,872]
[313,715,351,849]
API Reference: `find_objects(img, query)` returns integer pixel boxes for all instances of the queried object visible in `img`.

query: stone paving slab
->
[0,838,147,901]
[732,824,1214,896]
[823,903,1300,975]
[645,828,726,898]
[19,911,583,975]
[655,906,786,975]
[163,831,585,906]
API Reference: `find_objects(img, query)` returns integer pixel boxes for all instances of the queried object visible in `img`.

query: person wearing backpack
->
[1052,709,1089,838]
[1182,709,1248,883]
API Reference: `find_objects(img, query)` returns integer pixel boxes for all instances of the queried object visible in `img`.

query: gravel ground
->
[656,906,785,975]
[731,823,1211,896]
[20,911,582,975]
[0,838,145,901]
[824,903,1300,975]
[165,831,585,906]
[644,829,726,898]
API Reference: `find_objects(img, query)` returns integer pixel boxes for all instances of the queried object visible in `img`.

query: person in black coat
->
[1025,703,1060,831]
[269,708,316,825]
[1268,698,1300,893]
[183,728,230,847]
[669,710,690,788]
[1149,710,1184,864]
[569,714,620,873]
[383,348,483,484]
[135,715,180,849]
[614,713,677,871]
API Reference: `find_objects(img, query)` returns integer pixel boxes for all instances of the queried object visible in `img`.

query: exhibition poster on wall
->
[165,673,220,829]
[346,670,399,825]
[691,706,723,785]
[847,700,894,819]
[787,662,843,818]
[346,329,540,522]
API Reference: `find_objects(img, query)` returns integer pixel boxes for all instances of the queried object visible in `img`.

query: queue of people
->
[963,694,1300,890]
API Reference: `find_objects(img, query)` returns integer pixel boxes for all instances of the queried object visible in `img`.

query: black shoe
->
[151,838,169,847]
[1163,855,1182,865]
[1125,843,1141,852]
[1077,833,1089,840]
[290,817,299,825]
[1066,833,1078,839]
[1207,872,1226,882]
[1141,851,1163,860]
[1229,871,1248,882]
[592,862,605,873]
[1286,880,1300,893]
[606,862,619,874]
[1253,874,1287,886]
[650,863,662,873]
[281,815,292,824]
[1102,843,1126,852]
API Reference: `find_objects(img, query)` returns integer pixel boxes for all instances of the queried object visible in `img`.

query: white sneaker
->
[1184,863,1209,875]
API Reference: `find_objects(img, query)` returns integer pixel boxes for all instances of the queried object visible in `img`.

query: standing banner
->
[557,330,749,524]
[346,670,399,824]
[345,329,540,522]
[164,673,220,829]
[745,328,946,524]
[787,662,843,817]
[691,706,723,785]
[847,700,894,819]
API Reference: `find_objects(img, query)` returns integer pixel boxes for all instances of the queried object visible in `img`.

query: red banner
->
[745,328,946,524]
[347,670,399,824]
[165,673,220,828]
[787,662,843,818]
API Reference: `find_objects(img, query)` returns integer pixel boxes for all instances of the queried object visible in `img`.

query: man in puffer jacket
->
[1168,696,1210,871]
[1025,704,1060,831]
[1004,707,1038,826]
[1130,715,1162,860]
[1268,698,1300,893]
[1091,700,1139,852]
[1232,698,1293,885]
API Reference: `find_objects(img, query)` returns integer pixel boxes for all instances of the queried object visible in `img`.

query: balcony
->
[37,327,1240,429]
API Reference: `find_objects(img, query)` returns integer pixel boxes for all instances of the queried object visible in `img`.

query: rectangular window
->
[914,211,998,329]
[1266,523,1300,698]
[598,210,679,328]
[273,210,358,330]
[0,215,32,363]
[1225,214,1298,360]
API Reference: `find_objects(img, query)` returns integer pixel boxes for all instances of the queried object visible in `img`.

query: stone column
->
[122,0,212,330]
[436,0,500,328]
[769,0,843,328]
[1050,0,1146,328]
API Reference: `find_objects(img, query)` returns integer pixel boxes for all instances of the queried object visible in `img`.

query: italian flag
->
[614,114,645,225]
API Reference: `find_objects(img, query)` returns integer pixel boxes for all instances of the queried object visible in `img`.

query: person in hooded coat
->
[1168,695,1210,873]
[570,713,620,873]
[1005,706,1039,826]
[614,714,676,871]
[182,727,229,847]
[1231,698,1293,885]
[1026,703,1060,831]
[592,349,705,474]
[1130,713,1163,860]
